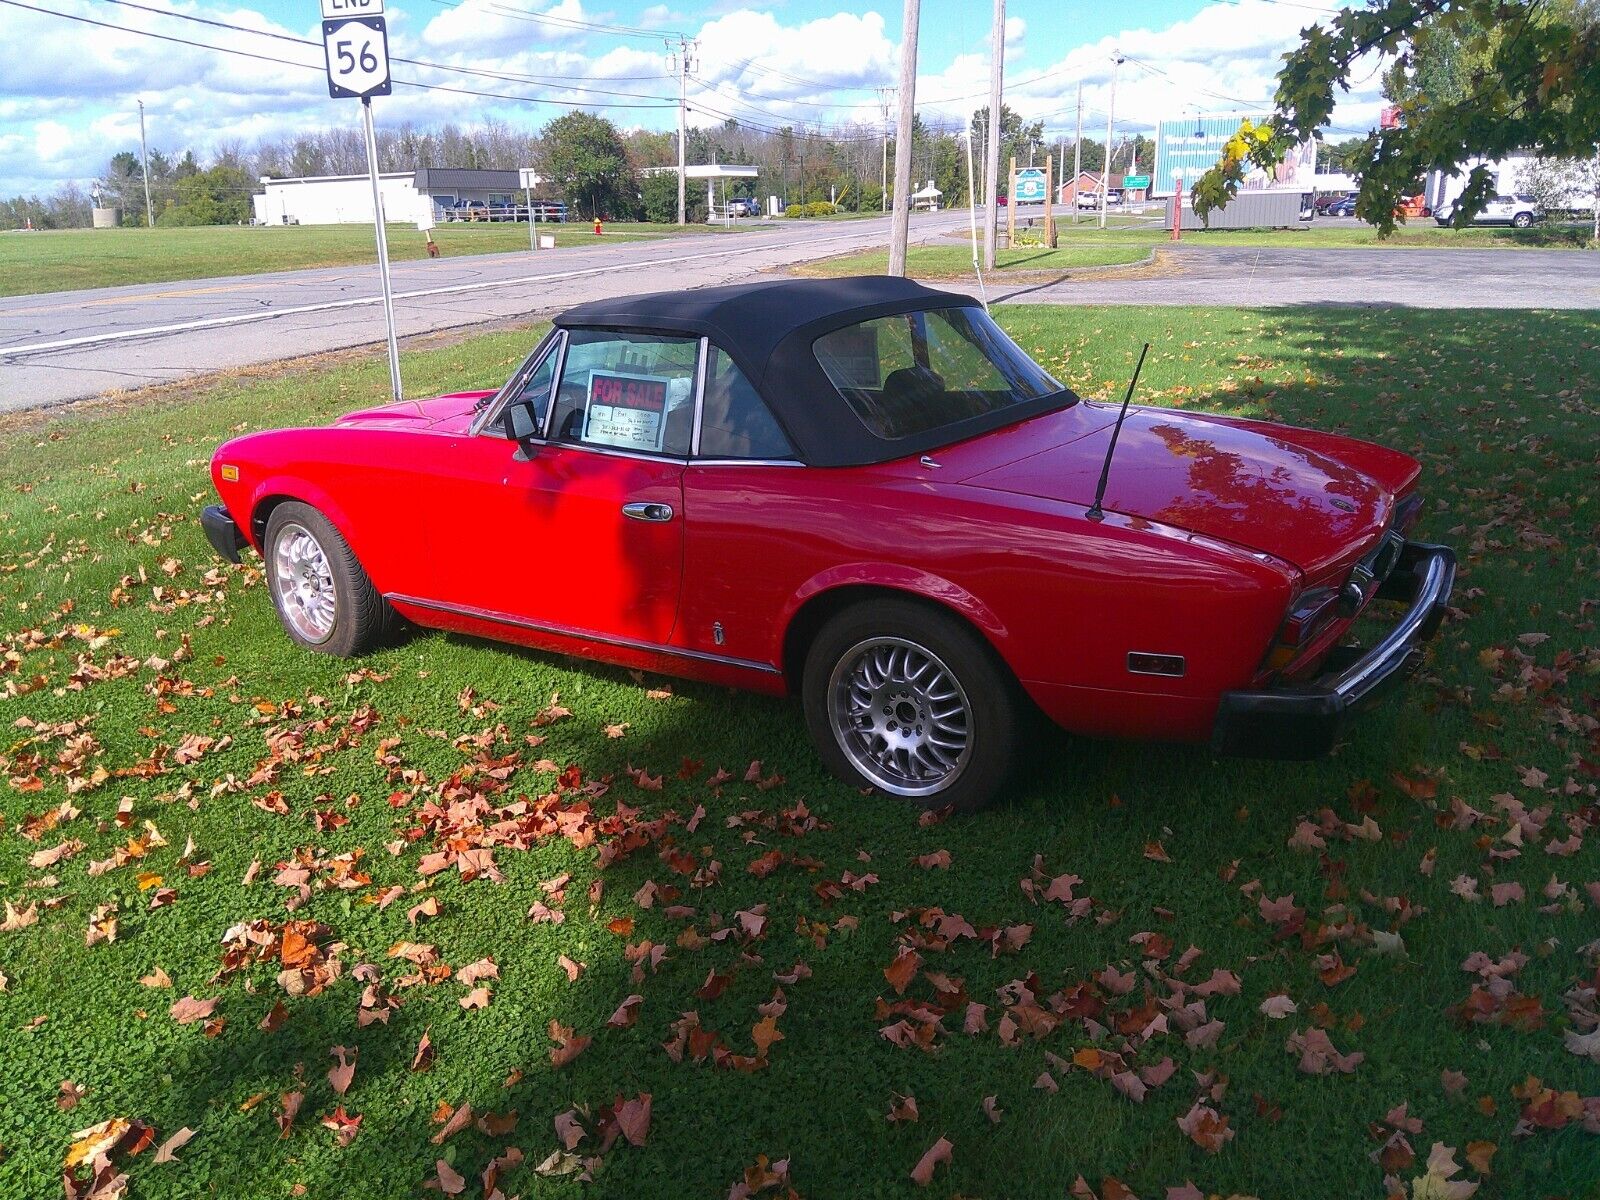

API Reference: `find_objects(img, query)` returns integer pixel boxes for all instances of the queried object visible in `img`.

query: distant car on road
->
[1435,194,1543,229]
[727,197,762,218]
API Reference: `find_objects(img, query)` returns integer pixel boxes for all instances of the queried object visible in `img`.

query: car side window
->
[698,347,795,460]
[549,330,698,457]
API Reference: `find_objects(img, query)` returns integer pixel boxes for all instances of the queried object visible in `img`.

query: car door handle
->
[621,501,674,522]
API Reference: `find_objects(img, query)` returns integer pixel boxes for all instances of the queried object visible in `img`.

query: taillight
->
[1266,587,1339,670]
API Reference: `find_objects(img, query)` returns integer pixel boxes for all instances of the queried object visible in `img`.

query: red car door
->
[418,329,697,647]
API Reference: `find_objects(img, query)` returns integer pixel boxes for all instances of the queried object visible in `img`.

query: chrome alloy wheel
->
[273,522,337,644]
[827,636,973,797]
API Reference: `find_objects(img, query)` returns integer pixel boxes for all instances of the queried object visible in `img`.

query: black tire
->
[801,597,1021,812]
[263,501,396,657]
[1512,212,1533,229]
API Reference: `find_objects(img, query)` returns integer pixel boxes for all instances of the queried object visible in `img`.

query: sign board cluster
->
[321,0,391,99]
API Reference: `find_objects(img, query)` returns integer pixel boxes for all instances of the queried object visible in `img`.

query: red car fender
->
[778,562,1010,657]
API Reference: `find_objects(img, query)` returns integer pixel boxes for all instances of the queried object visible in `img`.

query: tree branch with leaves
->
[1193,0,1600,235]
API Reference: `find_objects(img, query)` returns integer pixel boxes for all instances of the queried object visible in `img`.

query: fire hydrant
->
[593,217,603,236]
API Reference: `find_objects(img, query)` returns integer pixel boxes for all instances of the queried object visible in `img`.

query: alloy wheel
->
[273,522,337,644]
[827,636,973,796]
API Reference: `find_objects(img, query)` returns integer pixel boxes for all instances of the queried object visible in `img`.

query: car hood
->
[334,391,492,434]
[966,404,1392,576]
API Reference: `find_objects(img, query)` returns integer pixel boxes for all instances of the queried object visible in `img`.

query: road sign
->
[1013,168,1047,204]
[518,168,541,190]
[322,16,391,99]
[320,0,381,17]
[1122,174,1151,190]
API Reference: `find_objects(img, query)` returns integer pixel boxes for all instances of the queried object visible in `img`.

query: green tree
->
[541,112,639,221]
[640,171,706,223]
[158,165,255,226]
[970,105,1046,178]
[1194,0,1600,233]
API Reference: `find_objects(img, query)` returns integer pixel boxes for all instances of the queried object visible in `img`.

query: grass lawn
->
[0,221,741,298]
[2,306,1598,1200]
[797,243,1151,278]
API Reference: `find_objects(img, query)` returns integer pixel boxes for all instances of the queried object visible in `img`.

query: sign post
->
[519,168,540,253]
[320,0,401,402]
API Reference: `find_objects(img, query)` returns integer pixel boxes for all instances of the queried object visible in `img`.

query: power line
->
[1,0,677,109]
[92,0,679,102]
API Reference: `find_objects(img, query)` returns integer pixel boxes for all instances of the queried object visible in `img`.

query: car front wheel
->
[802,598,1020,812]
[264,501,396,656]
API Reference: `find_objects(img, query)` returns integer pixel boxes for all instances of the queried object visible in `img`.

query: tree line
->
[1,106,1133,230]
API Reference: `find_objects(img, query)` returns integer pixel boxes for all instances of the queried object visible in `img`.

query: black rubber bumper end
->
[201,504,246,563]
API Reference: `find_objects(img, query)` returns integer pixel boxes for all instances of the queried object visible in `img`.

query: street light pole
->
[982,0,1004,270]
[669,36,697,226]
[1071,81,1082,225]
[886,0,920,276]
[137,99,154,228]
[1100,53,1122,230]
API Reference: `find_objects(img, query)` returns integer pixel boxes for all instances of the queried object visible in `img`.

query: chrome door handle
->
[621,501,674,522]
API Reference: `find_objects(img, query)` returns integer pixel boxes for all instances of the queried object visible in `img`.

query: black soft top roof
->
[552,277,1063,467]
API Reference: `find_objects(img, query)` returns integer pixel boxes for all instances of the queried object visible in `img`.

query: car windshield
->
[813,306,1065,441]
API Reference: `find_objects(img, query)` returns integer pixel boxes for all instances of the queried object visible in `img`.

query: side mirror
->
[505,401,542,460]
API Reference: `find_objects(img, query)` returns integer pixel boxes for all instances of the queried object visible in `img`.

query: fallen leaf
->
[910,1136,953,1186]
[153,1127,195,1164]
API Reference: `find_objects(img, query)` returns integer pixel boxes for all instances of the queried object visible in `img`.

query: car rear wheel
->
[264,501,396,657]
[1512,212,1533,228]
[802,598,1019,812]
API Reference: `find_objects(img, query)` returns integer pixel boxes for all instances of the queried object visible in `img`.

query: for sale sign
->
[583,372,670,452]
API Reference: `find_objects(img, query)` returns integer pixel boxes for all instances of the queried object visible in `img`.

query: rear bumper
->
[1212,541,1456,759]
[201,504,246,563]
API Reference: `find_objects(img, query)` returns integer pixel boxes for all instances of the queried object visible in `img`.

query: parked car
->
[1324,196,1358,217]
[1435,194,1543,228]
[727,197,762,218]
[203,278,1455,811]
[1313,193,1350,215]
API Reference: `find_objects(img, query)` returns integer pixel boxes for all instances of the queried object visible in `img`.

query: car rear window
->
[813,307,1062,441]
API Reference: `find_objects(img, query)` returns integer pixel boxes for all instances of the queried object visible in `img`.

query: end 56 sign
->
[321,0,390,99]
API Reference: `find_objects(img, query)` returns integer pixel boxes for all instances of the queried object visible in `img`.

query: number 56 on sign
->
[322,15,391,99]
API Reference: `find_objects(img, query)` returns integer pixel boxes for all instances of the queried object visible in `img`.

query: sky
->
[0,0,1389,196]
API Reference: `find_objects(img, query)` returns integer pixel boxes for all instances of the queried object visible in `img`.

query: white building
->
[639,164,761,218]
[252,168,533,226]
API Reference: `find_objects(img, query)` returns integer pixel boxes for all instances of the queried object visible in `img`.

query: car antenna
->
[1085,341,1151,523]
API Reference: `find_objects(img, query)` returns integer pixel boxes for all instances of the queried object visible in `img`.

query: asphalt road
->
[972,243,1600,309]
[4,216,1598,414]
[0,213,967,413]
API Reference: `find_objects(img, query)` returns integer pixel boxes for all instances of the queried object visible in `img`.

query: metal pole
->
[673,38,693,226]
[362,97,403,404]
[137,99,154,228]
[528,185,535,252]
[982,0,1004,269]
[886,0,920,277]
[1100,54,1121,230]
[963,131,987,311]
[1071,83,1082,225]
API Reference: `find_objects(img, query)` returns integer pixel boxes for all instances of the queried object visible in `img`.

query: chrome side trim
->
[384,593,781,675]
[689,458,805,468]
[690,335,709,457]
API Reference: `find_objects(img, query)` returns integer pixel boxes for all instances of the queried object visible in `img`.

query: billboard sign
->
[1152,113,1315,196]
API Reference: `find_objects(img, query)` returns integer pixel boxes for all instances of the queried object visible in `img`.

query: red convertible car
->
[203,277,1454,810]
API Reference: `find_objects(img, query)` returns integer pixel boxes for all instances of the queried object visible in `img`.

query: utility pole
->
[1099,52,1123,230]
[667,36,698,226]
[877,87,893,213]
[886,0,920,276]
[137,99,154,228]
[1071,82,1082,225]
[982,0,1004,269]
